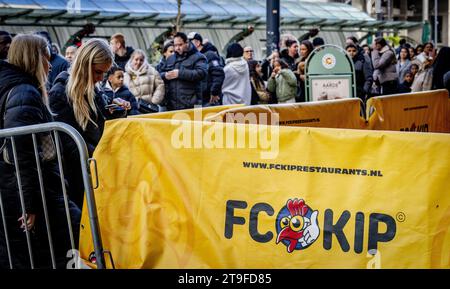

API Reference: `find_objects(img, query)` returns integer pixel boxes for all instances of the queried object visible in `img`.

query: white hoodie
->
[222,57,251,105]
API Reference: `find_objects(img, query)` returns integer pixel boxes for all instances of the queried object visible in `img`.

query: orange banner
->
[367,89,450,133]
[205,99,367,130]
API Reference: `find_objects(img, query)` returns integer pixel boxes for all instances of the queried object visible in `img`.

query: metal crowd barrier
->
[0,122,105,269]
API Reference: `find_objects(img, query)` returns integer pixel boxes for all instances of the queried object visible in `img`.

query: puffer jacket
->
[0,60,80,269]
[267,69,298,103]
[48,52,69,89]
[352,53,373,101]
[124,61,165,105]
[371,45,398,84]
[222,57,252,105]
[411,66,434,92]
[161,42,208,110]
[199,42,225,103]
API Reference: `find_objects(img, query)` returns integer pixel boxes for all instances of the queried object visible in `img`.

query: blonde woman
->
[124,49,165,113]
[49,38,125,208]
[0,34,80,268]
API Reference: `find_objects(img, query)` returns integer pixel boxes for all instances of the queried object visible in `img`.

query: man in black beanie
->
[35,31,69,89]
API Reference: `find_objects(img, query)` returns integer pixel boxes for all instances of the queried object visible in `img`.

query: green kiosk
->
[304,44,357,102]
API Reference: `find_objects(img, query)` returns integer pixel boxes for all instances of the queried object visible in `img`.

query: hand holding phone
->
[105,103,119,109]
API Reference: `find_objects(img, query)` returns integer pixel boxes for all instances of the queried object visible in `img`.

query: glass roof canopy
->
[0,0,420,30]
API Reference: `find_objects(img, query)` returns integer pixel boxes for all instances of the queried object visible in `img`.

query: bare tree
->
[176,0,182,32]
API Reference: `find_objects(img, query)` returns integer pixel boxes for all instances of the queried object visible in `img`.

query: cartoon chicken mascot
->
[276,198,320,253]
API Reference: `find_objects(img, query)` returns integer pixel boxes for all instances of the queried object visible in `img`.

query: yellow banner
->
[367,89,450,133]
[80,118,450,268]
[129,104,244,120]
[205,99,367,130]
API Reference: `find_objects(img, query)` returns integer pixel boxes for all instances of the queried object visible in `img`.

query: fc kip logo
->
[275,198,320,253]
[225,198,396,254]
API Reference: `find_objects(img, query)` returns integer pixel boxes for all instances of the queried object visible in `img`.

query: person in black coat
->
[35,31,70,89]
[0,34,80,269]
[188,32,225,106]
[110,33,135,70]
[431,47,450,90]
[49,38,127,209]
[156,41,174,74]
[160,32,208,111]
[346,44,373,102]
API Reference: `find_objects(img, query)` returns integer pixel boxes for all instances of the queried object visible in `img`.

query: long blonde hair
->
[67,38,113,130]
[7,34,50,105]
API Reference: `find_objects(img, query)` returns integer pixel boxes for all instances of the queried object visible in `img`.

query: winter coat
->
[161,43,208,110]
[49,72,108,156]
[114,46,135,70]
[0,60,80,269]
[352,53,373,101]
[267,69,298,103]
[48,53,69,88]
[156,57,167,73]
[103,81,139,115]
[371,45,398,84]
[411,66,434,92]
[222,57,252,105]
[124,61,165,105]
[49,71,112,208]
[200,42,225,103]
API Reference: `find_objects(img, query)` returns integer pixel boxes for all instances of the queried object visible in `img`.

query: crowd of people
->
[0,28,449,268]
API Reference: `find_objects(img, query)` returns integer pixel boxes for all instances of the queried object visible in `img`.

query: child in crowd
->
[398,71,414,93]
[268,59,297,103]
[103,66,139,115]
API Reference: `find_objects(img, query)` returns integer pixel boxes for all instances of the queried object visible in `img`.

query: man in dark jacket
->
[346,44,373,102]
[35,31,70,89]
[188,32,225,106]
[110,33,135,70]
[161,32,208,111]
